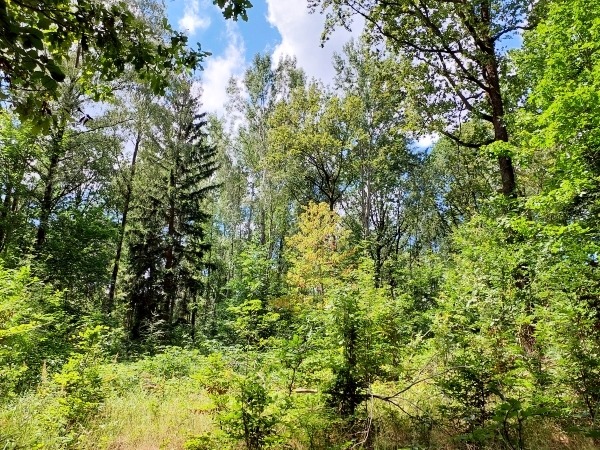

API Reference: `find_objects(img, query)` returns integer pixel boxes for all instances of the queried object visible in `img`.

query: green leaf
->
[47,64,66,82]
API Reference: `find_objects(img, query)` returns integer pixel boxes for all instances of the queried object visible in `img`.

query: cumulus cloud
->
[199,24,246,116]
[178,0,211,35]
[266,0,362,84]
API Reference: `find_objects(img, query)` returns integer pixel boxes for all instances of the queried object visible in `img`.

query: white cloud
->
[178,0,211,35]
[200,24,246,116]
[266,0,362,84]
[415,134,438,149]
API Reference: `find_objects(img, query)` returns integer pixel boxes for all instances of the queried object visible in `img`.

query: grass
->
[80,379,214,450]
[0,350,217,450]
[1,349,599,450]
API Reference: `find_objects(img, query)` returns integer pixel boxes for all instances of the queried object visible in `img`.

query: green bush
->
[0,265,67,401]
[137,346,203,379]
[48,326,109,446]
[219,374,281,449]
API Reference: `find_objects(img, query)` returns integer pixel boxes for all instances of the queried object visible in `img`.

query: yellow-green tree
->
[286,202,351,303]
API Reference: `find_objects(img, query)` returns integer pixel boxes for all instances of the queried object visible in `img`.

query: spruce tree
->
[126,78,217,341]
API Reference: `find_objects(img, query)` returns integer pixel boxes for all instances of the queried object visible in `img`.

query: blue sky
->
[166,0,280,63]
[165,0,521,128]
[164,0,360,114]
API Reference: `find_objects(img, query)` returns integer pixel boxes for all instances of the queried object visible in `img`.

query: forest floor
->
[1,348,598,450]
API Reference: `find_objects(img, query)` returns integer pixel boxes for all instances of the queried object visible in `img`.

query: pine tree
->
[126,78,217,340]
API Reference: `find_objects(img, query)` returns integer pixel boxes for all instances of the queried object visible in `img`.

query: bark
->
[480,4,517,197]
[259,207,266,245]
[35,129,64,253]
[163,167,177,323]
[106,131,142,313]
[0,184,13,252]
[484,58,516,197]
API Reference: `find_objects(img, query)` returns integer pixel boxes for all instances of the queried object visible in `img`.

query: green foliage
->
[269,85,354,209]
[42,207,117,294]
[228,246,272,302]
[193,352,236,399]
[325,259,384,417]
[137,346,204,379]
[0,0,255,122]
[0,265,66,400]
[226,299,280,348]
[0,112,38,259]
[184,432,229,450]
[49,326,108,442]
[431,215,538,445]
[125,77,217,341]
[214,0,253,21]
[3,0,600,449]
[219,374,281,449]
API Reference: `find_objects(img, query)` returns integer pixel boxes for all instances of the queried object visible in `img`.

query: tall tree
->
[207,55,305,320]
[310,0,545,196]
[333,39,416,283]
[106,86,157,313]
[269,83,354,211]
[31,69,121,257]
[0,113,38,259]
[226,54,304,245]
[126,78,217,339]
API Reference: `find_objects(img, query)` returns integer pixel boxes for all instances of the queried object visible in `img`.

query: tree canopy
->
[1,1,600,449]
[0,0,252,120]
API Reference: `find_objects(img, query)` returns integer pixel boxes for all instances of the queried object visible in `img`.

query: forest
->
[1,0,599,449]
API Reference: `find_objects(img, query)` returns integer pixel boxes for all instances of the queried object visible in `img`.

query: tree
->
[226,54,304,245]
[0,265,67,399]
[332,39,416,283]
[126,78,217,340]
[0,112,38,259]
[432,215,539,447]
[0,1,197,119]
[201,55,304,338]
[310,0,545,196]
[511,0,600,433]
[286,202,351,300]
[415,120,497,242]
[106,85,156,313]
[269,83,354,210]
[285,203,400,418]
[29,66,121,258]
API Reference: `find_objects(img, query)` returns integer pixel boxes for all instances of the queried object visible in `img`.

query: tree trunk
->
[35,129,64,253]
[164,168,177,323]
[259,206,266,245]
[0,184,13,253]
[481,6,517,198]
[106,131,142,313]
[487,73,516,197]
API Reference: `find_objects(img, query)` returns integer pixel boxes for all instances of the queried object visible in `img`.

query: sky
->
[165,0,361,115]
[165,0,520,150]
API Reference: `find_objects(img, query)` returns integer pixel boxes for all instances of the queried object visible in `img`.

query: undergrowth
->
[1,346,597,450]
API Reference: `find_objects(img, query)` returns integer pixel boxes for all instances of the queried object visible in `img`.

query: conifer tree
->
[126,78,217,340]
